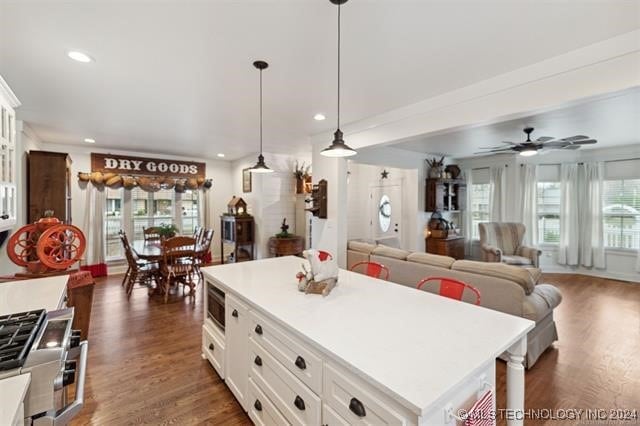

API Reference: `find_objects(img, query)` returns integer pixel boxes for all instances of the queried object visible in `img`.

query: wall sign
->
[91,153,205,179]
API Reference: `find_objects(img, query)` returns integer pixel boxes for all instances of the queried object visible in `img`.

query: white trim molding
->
[0,74,21,108]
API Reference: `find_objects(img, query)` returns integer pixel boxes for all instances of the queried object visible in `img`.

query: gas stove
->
[0,308,88,425]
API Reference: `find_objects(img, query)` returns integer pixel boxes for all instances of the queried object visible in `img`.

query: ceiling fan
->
[476,127,597,157]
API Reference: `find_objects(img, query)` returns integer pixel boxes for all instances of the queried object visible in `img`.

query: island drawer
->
[324,363,415,425]
[202,325,225,379]
[247,378,291,426]
[249,337,321,426]
[249,310,323,394]
[323,403,349,426]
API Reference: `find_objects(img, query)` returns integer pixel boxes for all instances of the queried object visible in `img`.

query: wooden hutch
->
[425,177,466,260]
[27,151,72,223]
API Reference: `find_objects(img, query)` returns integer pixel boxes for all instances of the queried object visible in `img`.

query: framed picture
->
[242,168,252,193]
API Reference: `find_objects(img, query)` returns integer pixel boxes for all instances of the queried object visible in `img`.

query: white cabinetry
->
[225,294,249,411]
[0,76,19,232]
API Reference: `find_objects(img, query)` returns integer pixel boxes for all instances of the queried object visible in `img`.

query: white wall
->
[229,153,301,260]
[346,162,420,251]
[455,144,640,282]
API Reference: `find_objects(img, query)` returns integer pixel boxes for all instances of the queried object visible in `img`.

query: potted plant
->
[158,223,179,239]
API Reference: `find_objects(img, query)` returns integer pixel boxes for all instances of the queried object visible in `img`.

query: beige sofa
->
[347,241,562,368]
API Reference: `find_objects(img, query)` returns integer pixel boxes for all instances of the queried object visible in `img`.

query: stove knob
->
[62,369,76,387]
[70,330,82,348]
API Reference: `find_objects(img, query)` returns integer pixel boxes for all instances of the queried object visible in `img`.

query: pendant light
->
[321,0,357,157]
[249,60,274,173]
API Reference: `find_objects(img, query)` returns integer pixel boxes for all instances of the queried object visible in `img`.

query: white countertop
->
[0,373,30,425]
[0,276,68,315]
[202,256,535,416]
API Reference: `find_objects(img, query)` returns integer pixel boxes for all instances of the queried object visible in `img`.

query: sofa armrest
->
[480,244,502,263]
[518,245,542,267]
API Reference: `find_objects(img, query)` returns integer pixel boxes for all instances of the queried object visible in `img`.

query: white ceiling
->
[388,88,640,158]
[1,0,638,160]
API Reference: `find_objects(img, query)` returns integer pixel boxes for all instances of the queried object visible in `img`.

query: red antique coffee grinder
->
[7,210,86,274]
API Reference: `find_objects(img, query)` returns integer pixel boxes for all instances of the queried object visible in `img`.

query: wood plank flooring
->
[71,273,640,425]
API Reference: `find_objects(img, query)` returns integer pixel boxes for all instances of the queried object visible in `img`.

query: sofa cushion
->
[522,284,563,321]
[407,252,455,269]
[451,260,539,295]
[372,244,411,260]
[375,236,401,249]
[347,240,377,254]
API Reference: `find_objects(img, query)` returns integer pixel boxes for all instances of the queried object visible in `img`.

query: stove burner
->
[0,309,46,371]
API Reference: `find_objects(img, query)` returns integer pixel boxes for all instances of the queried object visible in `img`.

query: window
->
[603,179,640,249]
[131,188,175,240]
[470,183,490,239]
[105,188,124,260]
[537,182,561,244]
[181,190,200,234]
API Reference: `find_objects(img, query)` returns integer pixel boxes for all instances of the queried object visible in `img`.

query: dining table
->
[132,240,164,262]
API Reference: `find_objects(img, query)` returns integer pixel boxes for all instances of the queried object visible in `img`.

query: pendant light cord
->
[337,3,341,130]
[259,68,263,155]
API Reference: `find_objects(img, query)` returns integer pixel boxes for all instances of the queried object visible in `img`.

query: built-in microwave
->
[207,283,225,331]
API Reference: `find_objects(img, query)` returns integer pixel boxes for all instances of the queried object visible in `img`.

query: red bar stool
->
[349,261,390,280]
[416,276,481,305]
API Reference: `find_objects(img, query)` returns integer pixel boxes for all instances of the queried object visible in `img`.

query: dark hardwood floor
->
[71,273,640,425]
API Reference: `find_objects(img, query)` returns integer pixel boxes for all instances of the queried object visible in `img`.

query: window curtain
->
[80,183,107,277]
[579,162,605,269]
[489,165,506,222]
[558,164,580,266]
[463,169,474,253]
[636,247,640,273]
[200,188,214,263]
[519,164,538,246]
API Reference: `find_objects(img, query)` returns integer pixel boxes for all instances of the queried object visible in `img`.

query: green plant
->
[158,223,179,238]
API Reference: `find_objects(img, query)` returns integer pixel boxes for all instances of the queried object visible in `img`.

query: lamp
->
[321,0,357,158]
[249,60,274,173]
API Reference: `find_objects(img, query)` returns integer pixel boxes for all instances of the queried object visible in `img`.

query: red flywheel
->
[36,224,86,270]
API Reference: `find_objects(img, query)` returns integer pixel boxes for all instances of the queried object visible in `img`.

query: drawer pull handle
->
[254,355,262,366]
[294,356,306,370]
[208,343,214,351]
[232,309,238,318]
[254,399,262,411]
[294,395,305,411]
[255,324,263,335]
[349,398,366,417]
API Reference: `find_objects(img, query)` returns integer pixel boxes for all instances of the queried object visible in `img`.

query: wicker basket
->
[430,229,448,239]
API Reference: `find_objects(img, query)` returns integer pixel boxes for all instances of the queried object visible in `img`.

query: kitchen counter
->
[202,256,535,425]
[0,276,68,315]
[0,373,30,426]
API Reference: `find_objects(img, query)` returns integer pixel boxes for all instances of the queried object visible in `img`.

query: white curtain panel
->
[200,189,213,229]
[579,163,605,269]
[558,163,580,265]
[636,247,640,273]
[489,165,506,222]
[519,164,538,246]
[463,169,474,252]
[83,183,106,267]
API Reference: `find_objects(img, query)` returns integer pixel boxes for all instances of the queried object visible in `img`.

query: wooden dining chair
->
[161,236,197,303]
[143,226,161,241]
[193,226,204,244]
[119,231,160,297]
[350,261,390,280]
[416,277,481,305]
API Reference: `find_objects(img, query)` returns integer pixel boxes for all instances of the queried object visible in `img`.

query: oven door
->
[207,284,225,331]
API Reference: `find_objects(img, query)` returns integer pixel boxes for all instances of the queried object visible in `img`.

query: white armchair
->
[478,222,541,267]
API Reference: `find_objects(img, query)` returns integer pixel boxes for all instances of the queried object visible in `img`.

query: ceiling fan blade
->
[500,141,518,145]
[544,141,569,148]
[478,146,507,149]
[562,135,590,141]
[562,145,582,150]
[571,139,597,145]
[536,136,555,142]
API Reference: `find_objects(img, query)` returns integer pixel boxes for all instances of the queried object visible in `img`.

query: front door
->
[369,184,402,243]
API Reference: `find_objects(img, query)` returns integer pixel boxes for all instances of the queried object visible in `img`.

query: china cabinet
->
[0,78,19,232]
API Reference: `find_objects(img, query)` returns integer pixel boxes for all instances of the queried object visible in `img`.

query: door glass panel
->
[378,194,391,232]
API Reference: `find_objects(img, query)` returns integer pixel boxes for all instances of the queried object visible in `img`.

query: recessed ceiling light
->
[67,51,93,63]
[217,153,225,158]
[313,113,326,121]
[84,138,95,143]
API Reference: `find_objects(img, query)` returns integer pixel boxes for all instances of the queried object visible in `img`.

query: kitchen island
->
[201,256,534,425]
[0,275,68,315]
